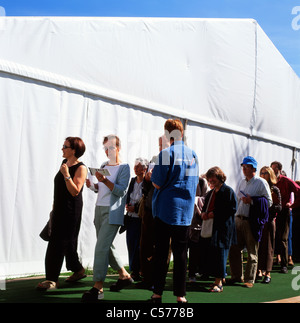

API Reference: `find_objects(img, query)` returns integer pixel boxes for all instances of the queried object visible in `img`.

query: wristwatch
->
[65,176,71,181]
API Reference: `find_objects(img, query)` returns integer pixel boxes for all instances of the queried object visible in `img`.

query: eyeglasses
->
[241,165,252,169]
[260,172,269,176]
[62,145,71,149]
[103,146,116,151]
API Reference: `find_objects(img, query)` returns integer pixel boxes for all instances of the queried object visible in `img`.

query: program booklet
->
[88,167,111,176]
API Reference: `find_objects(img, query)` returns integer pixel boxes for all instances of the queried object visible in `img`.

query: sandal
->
[208,284,223,293]
[177,297,188,303]
[36,280,58,291]
[65,271,87,282]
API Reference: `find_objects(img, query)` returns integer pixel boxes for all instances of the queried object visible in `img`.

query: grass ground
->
[1,262,300,304]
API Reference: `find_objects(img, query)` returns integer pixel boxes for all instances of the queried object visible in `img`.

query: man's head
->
[158,134,170,152]
[241,156,257,180]
[270,161,282,177]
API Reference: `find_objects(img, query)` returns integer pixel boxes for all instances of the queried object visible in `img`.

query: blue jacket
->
[151,140,199,226]
[101,162,130,225]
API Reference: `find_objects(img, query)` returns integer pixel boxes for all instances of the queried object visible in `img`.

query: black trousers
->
[292,213,300,261]
[45,238,83,282]
[153,217,189,297]
[276,208,290,268]
[140,207,155,285]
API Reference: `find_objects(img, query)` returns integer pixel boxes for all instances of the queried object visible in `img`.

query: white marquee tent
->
[1,17,300,279]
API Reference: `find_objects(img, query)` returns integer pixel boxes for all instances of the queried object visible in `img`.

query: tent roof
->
[0,17,299,148]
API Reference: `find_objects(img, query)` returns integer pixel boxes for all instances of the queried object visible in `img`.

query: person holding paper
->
[82,135,131,302]
[228,156,272,288]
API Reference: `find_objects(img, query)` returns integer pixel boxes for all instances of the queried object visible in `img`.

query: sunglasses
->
[62,145,71,149]
[260,172,269,176]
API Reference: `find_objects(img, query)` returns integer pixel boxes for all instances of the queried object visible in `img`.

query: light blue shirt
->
[236,175,272,217]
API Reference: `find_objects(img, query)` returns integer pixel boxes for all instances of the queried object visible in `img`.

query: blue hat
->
[241,156,257,169]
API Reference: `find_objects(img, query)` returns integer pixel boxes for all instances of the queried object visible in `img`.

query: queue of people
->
[37,119,300,303]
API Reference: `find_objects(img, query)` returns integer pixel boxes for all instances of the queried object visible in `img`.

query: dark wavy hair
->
[65,136,86,158]
[206,166,227,183]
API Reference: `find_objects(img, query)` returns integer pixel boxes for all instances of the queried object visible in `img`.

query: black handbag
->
[119,213,130,234]
[39,221,51,241]
[39,211,53,241]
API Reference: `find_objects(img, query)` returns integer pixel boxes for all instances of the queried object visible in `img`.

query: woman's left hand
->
[60,163,70,177]
[126,204,135,213]
[208,211,214,219]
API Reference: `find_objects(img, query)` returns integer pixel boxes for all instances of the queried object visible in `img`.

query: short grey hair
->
[135,157,149,169]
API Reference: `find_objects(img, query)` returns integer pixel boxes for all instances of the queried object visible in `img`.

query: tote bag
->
[200,190,214,238]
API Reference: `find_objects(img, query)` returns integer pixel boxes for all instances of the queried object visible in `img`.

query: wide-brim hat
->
[241,156,257,169]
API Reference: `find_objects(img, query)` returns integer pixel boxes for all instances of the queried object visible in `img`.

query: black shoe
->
[131,273,142,282]
[262,276,271,284]
[280,267,288,274]
[226,278,244,285]
[147,296,162,303]
[255,274,263,282]
[135,281,154,290]
[81,287,101,303]
[110,277,134,291]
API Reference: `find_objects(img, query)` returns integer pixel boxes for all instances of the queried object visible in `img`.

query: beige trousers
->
[229,216,259,284]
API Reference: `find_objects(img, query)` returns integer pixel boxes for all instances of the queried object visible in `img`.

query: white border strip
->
[0,58,299,149]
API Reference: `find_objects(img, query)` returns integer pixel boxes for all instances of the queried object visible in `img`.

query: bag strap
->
[205,189,215,213]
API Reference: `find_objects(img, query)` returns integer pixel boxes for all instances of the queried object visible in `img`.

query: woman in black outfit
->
[37,137,87,290]
[202,167,237,292]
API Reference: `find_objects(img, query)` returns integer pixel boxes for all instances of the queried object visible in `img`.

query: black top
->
[51,160,85,240]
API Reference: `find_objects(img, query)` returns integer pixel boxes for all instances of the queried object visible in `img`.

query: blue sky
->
[1,0,300,77]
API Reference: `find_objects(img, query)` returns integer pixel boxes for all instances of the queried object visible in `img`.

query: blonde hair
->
[260,166,277,186]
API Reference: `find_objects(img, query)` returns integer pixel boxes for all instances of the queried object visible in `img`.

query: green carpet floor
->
[1,263,300,303]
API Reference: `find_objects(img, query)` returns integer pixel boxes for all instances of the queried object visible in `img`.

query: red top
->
[207,190,216,213]
[276,175,300,209]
